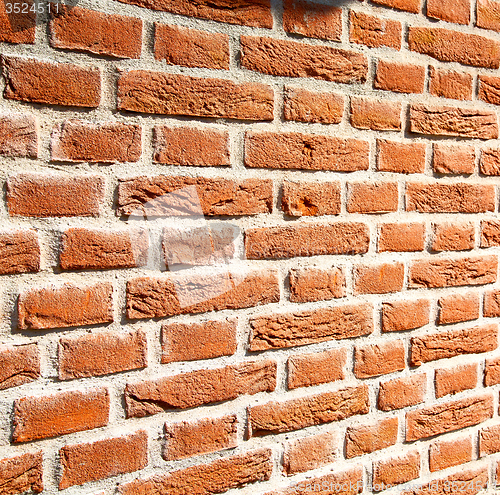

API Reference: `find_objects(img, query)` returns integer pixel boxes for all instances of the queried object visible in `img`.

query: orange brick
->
[373,451,420,488]
[378,374,426,411]
[378,223,425,252]
[350,11,401,49]
[480,148,500,175]
[433,144,475,174]
[484,290,500,317]
[375,60,425,94]
[435,363,478,398]
[347,182,398,213]
[429,436,473,471]
[0,230,40,275]
[438,292,480,324]
[0,452,42,494]
[485,356,500,385]
[289,267,345,303]
[346,418,398,458]
[354,341,405,378]
[382,300,430,332]
[432,222,475,251]
[371,0,421,13]
[353,263,405,295]
[0,343,39,390]
[429,67,473,100]
[282,181,341,217]
[477,0,500,31]
[0,1,35,43]
[377,140,426,174]
[351,98,401,131]
[284,87,344,124]
[427,0,470,24]
[480,424,500,456]
[0,114,37,158]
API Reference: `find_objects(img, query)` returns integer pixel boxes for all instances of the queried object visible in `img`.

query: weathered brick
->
[51,120,141,163]
[155,24,229,69]
[50,6,142,58]
[0,1,35,43]
[485,356,500,385]
[480,148,500,176]
[480,424,500,456]
[438,293,479,324]
[18,283,113,330]
[406,183,495,213]
[127,270,278,320]
[411,324,497,366]
[0,343,39,390]
[435,363,478,398]
[0,230,40,275]
[125,361,276,417]
[378,374,426,411]
[484,290,500,317]
[161,320,237,363]
[288,348,347,389]
[0,114,37,158]
[289,267,345,303]
[354,341,405,378]
[284,87,344,124]
[347,182,398,213]
[245,222,369,260]
[117,71,273,120]
[240,36,367,83]
[153,127,229,166]
[249,304,373,351]
[0,452,43,494]
[373,451,420,488]
[163,416,238,461]
[433,144,475,174]
[7,174,105,217]
[429,436,473,471]
[430,67,472,100]
[377,140,426,174]
[427,0,470,24]
[382,300,430,332]
[479,75,500,105]
[59,431,148,489]
[432,222,475,252]
[406,394,493,441]
[350,11,401,49]
[371,0,421,13]
[282,181,341,217]
[13,388,109,443]
[378,223,425,252]
[248,385,369,436]
[283,0,341,41]
[2,56,100,107]
[353,263,405,295]
[119,449,272,495]
[477,0,500,31]
[284,432,337,475]
[374,60,425,94]
[482,220,500,248]
[346,418,398,458]
[59,330,147,380]
[351,98,401,131]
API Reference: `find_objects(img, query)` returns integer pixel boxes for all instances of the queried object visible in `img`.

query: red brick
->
[382,300,430,332]
[249,304,373,351]
[377,140,426,174]
[50,6,142,58]
[479,75,500,105]
[13,388,109,443]
[373,451,420,488]
[283,0,341,41]
[7,174,105,217]
[480,148,500,175]
[59,329,147,380]
[350,11,401,49]
[378,223,425,252]
[161,320,237,363]
[484,290,500,317]
[60,228,148,270]
[477,0,500,31]
[125,360,276,418]
[0,452,42,494]
[346,418,398,458]
[430,67,473,100]
[406,394,493,441]
[245,222,369,260]
[0,1,35,43]
[245,132,369,171]
[282,181,341,217]
[347,182,398,214]
[435,363,478,398]
[18,283,113,330]
[289,267,345,302]
[163,415,237,461]
[153,127,229,166]
[115,0,272,28]
[374,60,425,94]
[284,87,344,124]
[433,144,475,174]
[0,114,37,158]
[118,176,272,217]
[351,98,401,131]
[127,270,278,320]
[371,0,421,13]
[432,222,475,251]
[288,348,347,389]
[354,341,405,378]
[0,230,40,275]
[2,56,100,108]
[51,120,141,163]
[406,183,495,213]
[427,0,470,24]
[483,221,500,248]
[480,424,500,456]
[409,256,497,288]
[378,374,426,411]
[155,24,229,69]
[353,263,405,295]
[0,343,39,390]
[411,324,497,365]
[117,71,273,120]
[241,36,367,83]
[409,27,500,69]
[485,356,500,385]
[59,431,147,489]
[429,436,473,471]
[284,432,337,475]
[119,449,273,495]
[248,385,369,436]
[438,292,480,324]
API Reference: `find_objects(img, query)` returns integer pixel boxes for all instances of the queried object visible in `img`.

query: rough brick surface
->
[378,374,426,411]
[433,144,475,174]
[477,0,500,31]
[282,181,341,217]
[345,418,398,458]
[289,267,345,302]
[431,222,475,252]
[347,182,398,214]
[479,424,500,456]
[0,230,40,275]
[373,451,420,487]
[0,1,35,44]
[378,140,426,174]
[351,98,401,131]
[435,364,478,398]
[0,343,39,390]
[284,87,344,124]
[0,452,43,494]
[353,263,405,295]
[485,356,500,385]
[375,60,425,94]
[378,223,425,252]
[371,0,421,13]
[349,11,401,49]
[354,341,405,378]
[479,75,500,105]
[430,68,473,100]
[427,0,470,24]
[438,293,479,324]
[0,114,37,158]
[382,300,430,332]
[429,436,473,471]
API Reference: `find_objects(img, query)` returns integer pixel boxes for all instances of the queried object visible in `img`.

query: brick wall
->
[2,0,500,493]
